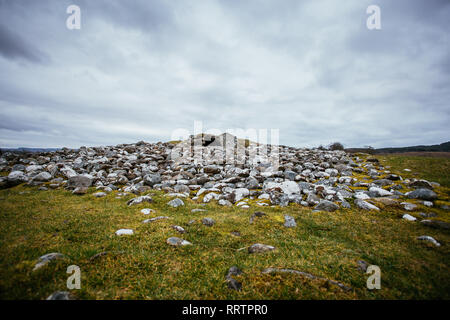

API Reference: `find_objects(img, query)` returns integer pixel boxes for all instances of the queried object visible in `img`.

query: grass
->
[0,154,449,300]
[377,154,450,188]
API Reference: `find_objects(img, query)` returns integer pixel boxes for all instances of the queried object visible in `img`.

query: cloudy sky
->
[0,0,449,149]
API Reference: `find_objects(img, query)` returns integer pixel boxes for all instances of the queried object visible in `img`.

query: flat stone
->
[171,225,186,233]
[166,237,192,247]
[402,214,417,221]
[248,243,275,254]
[115,229,134,236]
[314,200,339,212]
[33,252,64,271]
[143,216,169,223]
[355,199,380,211]
[417,235,440,247]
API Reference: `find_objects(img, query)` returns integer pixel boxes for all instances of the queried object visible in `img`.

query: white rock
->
[115,229,134,236]
[355,192,370,200]
[369,186,392,197]
[402,214,417,221]
[141,208,155,215]
[280,181,300,195]
[417,236,440,247]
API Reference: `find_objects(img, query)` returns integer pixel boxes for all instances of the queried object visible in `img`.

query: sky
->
[0,0,449,149]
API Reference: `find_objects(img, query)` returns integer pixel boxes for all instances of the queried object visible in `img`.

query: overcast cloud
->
[0,0,449,148]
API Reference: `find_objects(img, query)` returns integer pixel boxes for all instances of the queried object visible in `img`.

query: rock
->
[67,175,93,190]
[33,252,64,271]
[417,236,440,247]
[191,208,207,213]
[409,180,433,190]
[204,165,221,174]
[421,220,450,230]
[355,199,380,211]
[143,173,161,187]
[249,211,266,224]
[167,198,184,208]
[141,208,155,215]
[226,266,242,291]
[218,199,232,206]
[372,179,393,187]
[115,229,134,236]
[166,237,192,246]
[401,202,417,211]
[354,192,371,200]
[143,216,169,223]
[202,218,215,227]
[357,260,369,272]
[314,200,339,212]
[402,214,417,221]
[46,291,75,300]
[418,212,437,218]
[280,181,300,195]
[127,195,153,206]
[174,184,190,194]
[232,188,250,203]
[407,189,437,201]
[284,215,296,227]
[32,171,52,182]
[284,170,297,180]
[171,225,186,233]
[72,186,88,195]
[368,186,392,197]
[248,243,275,253]
[93,192,107,198]
[423,201,433,207]
[7,171,28,186]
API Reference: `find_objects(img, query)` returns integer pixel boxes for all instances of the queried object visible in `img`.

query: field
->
[0,154,449,300]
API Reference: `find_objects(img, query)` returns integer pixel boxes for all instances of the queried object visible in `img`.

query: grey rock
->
[167,198,184,208]
[355,199,380,211]
[143,216,170,223]
[143,173,161,187]
[407,189,437,201]
[226,266,242,291]
[127,195,153,206]
[67,175,93,190]
[202,217,215,227]
[33,252,64,271]
[248,243,275,253]
[166,237,192,247]
[284,215,297,227]
[314,200,339,212]
[46,291,75,300]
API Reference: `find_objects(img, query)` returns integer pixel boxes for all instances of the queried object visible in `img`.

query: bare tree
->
[328,142,344,151]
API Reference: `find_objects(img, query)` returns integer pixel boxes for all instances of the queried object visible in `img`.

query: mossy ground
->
[0,155,449,300]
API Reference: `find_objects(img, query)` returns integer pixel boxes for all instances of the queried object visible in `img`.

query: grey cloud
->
[0,0,449,149]
[0,24,48,63]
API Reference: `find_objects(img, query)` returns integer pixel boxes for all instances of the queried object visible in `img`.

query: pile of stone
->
[0,133,443,213]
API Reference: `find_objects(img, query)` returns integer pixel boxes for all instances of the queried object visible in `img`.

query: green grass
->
[377,155,450,188]
[0,154,449,300]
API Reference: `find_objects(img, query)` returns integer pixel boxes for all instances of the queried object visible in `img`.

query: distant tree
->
[317,145,326,150]
[328,142,344,151]
[364,145,375,155]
